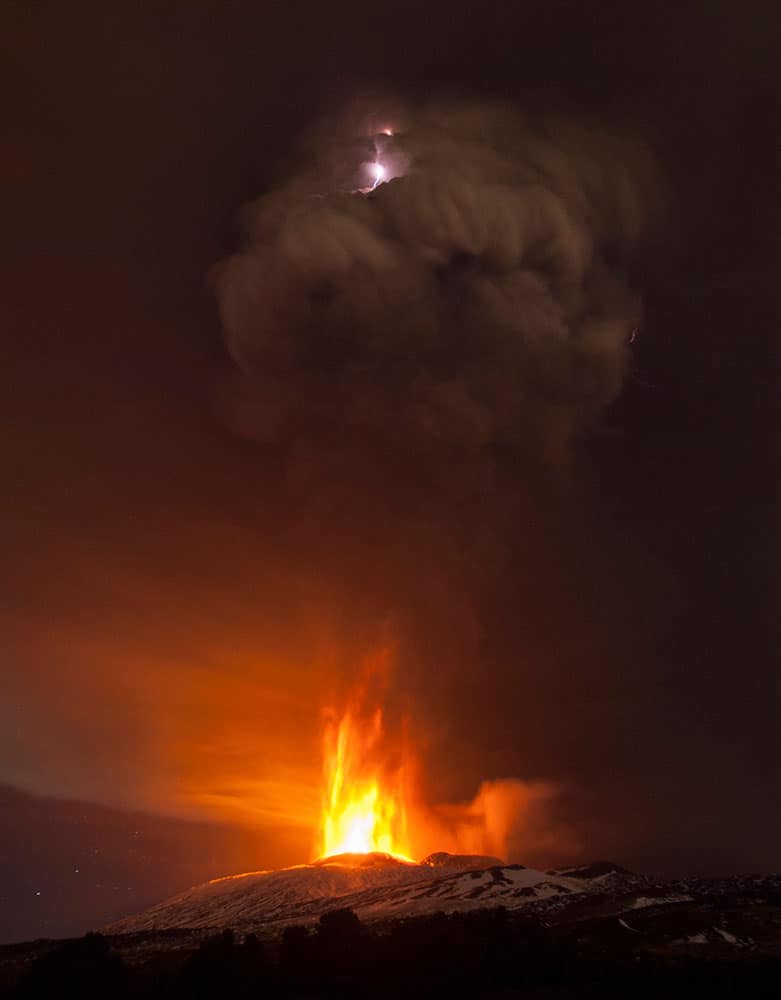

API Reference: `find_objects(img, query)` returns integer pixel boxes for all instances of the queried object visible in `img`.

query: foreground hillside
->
[105,852,781,960]
[1,880,779,998]
[1,854,778,996]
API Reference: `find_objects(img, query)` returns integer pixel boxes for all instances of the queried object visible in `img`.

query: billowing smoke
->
[210,100,657,861]
[214,102,653,474]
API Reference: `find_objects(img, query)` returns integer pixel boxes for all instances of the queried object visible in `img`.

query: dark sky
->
[2,0,780,943]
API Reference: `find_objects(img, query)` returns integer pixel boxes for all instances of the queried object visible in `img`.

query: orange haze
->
[316,649,565,864]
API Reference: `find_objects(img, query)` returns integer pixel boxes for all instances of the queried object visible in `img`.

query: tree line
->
[4,907,778,998]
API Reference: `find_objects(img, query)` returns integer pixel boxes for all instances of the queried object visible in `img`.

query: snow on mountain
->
[106,853,602,935]
[547,861,637,881]
[108,853,422,934]
[342,864,586,921]
[114,853,778,946]
[86,855,781,965]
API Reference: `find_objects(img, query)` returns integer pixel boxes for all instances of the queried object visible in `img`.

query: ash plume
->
[213,102,654,476]
[210,100,658,862]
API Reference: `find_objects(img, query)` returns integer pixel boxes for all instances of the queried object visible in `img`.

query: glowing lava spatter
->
[320,704,413,861]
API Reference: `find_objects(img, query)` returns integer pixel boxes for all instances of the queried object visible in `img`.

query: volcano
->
[101,685,780,955]
[106,852,631,936]
[0,849,773,994]
[99,852,781,971]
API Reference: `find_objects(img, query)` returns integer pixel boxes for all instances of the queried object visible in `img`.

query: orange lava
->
[320,701,413,861]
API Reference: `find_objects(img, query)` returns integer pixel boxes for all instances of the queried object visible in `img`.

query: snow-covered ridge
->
[107,852,605,935]
[106,854,780,954]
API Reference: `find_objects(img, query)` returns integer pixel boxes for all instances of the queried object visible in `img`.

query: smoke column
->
[211,100,657,861]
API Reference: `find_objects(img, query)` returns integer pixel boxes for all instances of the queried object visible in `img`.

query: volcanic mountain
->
[107,852,635,936]
[101,852,781,967]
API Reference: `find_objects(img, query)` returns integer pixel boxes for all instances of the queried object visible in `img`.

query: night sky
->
[3,1,780,944]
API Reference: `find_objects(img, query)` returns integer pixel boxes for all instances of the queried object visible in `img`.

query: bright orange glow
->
[320,703,413,861]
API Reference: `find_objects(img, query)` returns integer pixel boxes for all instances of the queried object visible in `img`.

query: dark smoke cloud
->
[214,103,653,475]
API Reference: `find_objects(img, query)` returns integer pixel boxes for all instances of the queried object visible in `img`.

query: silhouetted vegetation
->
[3,913,779,998]
[15,933,127,1000]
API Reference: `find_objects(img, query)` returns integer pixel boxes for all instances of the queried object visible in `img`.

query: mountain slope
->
[107,851,781,964]
[107,853,618,934]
